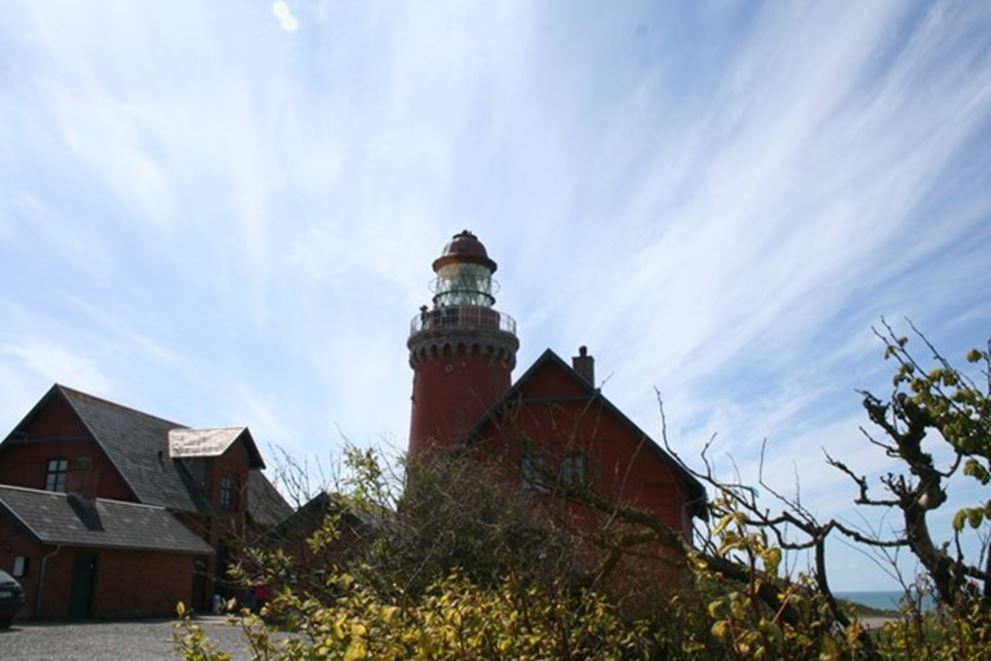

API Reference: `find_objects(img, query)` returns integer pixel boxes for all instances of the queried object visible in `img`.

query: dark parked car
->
[0,570,25,628]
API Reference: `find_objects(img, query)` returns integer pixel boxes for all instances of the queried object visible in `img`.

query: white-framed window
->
[44,458,68,492]
[519,455,547,491]
[559,453,587,487]
[12,556,28,577]
[220,473,237,511]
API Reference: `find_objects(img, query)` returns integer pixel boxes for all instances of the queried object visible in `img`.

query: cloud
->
[0,338,112,395]
[536,1,991,439]
[1,1,989,591]
[272,1,298,33]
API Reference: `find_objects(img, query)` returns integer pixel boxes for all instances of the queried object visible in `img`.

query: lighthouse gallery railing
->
[410,306,517,336]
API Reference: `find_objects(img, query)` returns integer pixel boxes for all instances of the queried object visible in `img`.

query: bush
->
[175,327,991,659]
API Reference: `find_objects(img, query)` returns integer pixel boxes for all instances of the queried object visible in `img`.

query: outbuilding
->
[0,484,213,619]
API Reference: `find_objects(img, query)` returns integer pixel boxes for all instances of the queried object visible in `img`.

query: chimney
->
[572,345,595,386]
[65,456,99,501]
[67,493,104,531]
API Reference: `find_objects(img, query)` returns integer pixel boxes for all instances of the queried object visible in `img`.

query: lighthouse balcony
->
[409,305,517,337]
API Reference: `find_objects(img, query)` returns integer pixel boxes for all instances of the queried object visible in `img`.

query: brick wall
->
[91,549,194,618]
[169,440,254,611]
[474,360,692,535]
[0,518,76,620]
[20,394,88,437]
[0,518,198,620]
[0,517,44,619]
[0,396,133,501]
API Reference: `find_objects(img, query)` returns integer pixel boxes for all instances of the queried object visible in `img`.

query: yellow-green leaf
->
[953,509,967,532]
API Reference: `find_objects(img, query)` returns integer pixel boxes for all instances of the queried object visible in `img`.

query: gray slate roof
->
[4,385,289,522]
[59,386,204,512]
[169,427,249,459]
[247,470,294,527]
[254,491,379,550]
[0,485,214,555]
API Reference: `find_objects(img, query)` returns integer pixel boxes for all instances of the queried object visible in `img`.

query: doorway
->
[68,552,98,618]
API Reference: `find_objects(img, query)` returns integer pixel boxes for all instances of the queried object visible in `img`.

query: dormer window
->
[45,458,68,492]
[220,473,237,511]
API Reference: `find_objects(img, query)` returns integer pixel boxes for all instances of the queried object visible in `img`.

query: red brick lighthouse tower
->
[408,231,519,455]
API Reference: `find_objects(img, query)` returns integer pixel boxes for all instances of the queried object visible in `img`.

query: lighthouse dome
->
[432,230,497,273]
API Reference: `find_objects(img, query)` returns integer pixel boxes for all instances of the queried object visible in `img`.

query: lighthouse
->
[407,230,519,456]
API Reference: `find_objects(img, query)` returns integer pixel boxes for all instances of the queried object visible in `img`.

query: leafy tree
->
[177,450,681,659]
[828,320,991,604]
[175,322,991,659]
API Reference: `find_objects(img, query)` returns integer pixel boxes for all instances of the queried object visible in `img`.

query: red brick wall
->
[0,518,77,620]
[475,361,692,535]
[91,549,194,618]
[0,395,134,501]
[207,440,252,543]
[210,441,251,517]
[171,439,256,612]
[20,395,88,437]
[410,348,513,455]
[0,439,133,502]
[176,441,255,609]
[34,547,75,619]
[0,517,44,619]
[0,517,198,620]
[172,511,213,612]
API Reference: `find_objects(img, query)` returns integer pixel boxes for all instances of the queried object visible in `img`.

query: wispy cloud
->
[272,1,299,33]
[0,338,113,394]
[1,1,989,590]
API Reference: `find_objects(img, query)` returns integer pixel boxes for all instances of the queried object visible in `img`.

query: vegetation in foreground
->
[175,325,991,659]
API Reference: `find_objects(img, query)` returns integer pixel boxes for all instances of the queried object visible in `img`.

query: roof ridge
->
[93,497,169,511]
[462,347,707,509]
[0,484,169,511]
[171,425,247,433]
[0,483,69,497]
[55,384,188,429]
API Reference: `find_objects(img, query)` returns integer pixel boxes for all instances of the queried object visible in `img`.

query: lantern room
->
[407,231,519,456]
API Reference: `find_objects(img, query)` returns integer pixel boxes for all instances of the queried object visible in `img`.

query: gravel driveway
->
[0,616,263,661]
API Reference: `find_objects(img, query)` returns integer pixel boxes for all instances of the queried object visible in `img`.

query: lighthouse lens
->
[432,263,496,307]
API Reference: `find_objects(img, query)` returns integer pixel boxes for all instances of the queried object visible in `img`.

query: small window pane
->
[560,454,587,486]
[220,474,237,510]
[44,458,68,492]
[520,456,547,491]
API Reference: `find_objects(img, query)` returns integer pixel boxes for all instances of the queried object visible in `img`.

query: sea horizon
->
[835,590,936,613]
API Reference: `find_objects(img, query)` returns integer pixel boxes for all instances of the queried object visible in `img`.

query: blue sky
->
[1,1,990,590]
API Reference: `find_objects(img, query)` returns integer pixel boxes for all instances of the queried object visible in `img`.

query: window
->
[559,454,587,487]
[13,556,28,577]
[220,474,237,511]
[44,458,68,492]
[519,455,547,492]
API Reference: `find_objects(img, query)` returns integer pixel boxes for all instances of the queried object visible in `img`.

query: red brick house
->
[0,485,213,620]
[407,231,706,536]
[464,348,706,536]
[254,491,377,569]
[0,384,291,619]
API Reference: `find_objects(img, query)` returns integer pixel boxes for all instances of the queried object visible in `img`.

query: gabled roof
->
[253,491,379,549]
[41,385,201,511]
[169,427,264,467]
[465,349,707,516]
[1,385,281,517]
[247,470,294,528]
[0,484,214,555]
